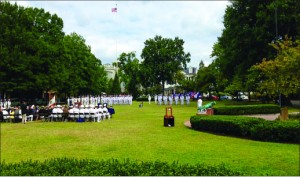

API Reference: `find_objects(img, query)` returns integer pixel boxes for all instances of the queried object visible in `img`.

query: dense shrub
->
[250,121,300,142]
[136,97,148,101]
[190,115,300,144]
[224,101,264,105]
[0,158,244,176]
[190,116,265,137]
[288,113,300,120]
[214,105,280,115]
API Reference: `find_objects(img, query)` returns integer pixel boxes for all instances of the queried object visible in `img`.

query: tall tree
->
[211,0,300,92]
[61,32,107,96]
[0,2,65,98]
[140,35,191,93]
[117,52,141,99]
[111,73,121,94]
[0,2,107,100]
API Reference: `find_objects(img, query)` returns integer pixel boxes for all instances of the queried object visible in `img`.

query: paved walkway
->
[245,113,280,120]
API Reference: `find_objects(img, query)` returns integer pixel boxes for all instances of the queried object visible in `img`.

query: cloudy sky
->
[15,1,230,67]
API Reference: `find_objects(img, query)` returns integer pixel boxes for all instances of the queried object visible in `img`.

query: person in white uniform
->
[186,95,190,105]
[175,94,179,105]
[163,95,168,105]
[180,94,184,105]
[148,95,151,104]
[168,95,173,106]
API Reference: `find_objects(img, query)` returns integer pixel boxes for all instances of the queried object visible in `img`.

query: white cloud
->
[14,1,230,67]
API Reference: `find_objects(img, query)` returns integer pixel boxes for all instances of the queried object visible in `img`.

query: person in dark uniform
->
[20,101,27,124]
[0,107,3,122]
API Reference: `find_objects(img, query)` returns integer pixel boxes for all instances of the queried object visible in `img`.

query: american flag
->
[112,7,117,12]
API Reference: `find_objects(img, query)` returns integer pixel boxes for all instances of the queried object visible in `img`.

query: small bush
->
[190,115,300,144]
[0,158,244,176]
[214,105,280,115]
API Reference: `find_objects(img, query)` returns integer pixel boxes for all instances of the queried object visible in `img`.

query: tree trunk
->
[162,80,165,96]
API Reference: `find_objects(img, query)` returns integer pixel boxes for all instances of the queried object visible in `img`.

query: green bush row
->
[288,113,300,120]
[0,158,243,176]
[136,97,149,101]
[214,105,281,115]
[190,115,300,144]
[224,101,264,105]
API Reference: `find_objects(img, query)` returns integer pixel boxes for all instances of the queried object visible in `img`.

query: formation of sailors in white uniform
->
[67,95,133,107]
[150,94,191,106]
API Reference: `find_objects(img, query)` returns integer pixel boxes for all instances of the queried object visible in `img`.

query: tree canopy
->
[0,1,107,99]
[211,0,300,94]
[117,52,141,99]
[140,35,191,93]
[250,37,300,97]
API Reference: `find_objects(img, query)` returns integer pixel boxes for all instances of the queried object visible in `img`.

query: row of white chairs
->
[42,112,111,122]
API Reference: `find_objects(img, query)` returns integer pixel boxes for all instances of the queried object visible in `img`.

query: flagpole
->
[115,2,118,62]
[111,2,118,66]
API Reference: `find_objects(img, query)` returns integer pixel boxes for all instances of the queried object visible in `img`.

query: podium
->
[164,107,174,127]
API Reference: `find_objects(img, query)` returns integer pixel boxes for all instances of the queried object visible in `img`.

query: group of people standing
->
[148,94,191,105]
[67,95,133,108]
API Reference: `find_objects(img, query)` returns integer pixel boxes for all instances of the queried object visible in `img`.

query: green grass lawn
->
[1,101,299,175]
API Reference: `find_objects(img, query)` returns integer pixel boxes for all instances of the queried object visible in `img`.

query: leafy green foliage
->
[0,158,243,176]
[250,121,300,143]
[250,37,300,97]
[61,33,107,96]
[190,115,300,143]
[211,0,300,95]
[117,52,141,98]
[214,105,281,115]
[0,2,107,98]
[135,97,148,102]
[141,35,191,92]
[288,113,300,120]
[190,115,265,137]
[111,73,121,94]
[195,61,228,98]
[175,70,195,92]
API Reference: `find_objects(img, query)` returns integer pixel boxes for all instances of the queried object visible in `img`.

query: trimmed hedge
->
[224,101,264,105]
[190,115,300,144]
[250,121,300,142]
[214,105,280,115]
[0,158,244,176]
[288,113,300,120]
